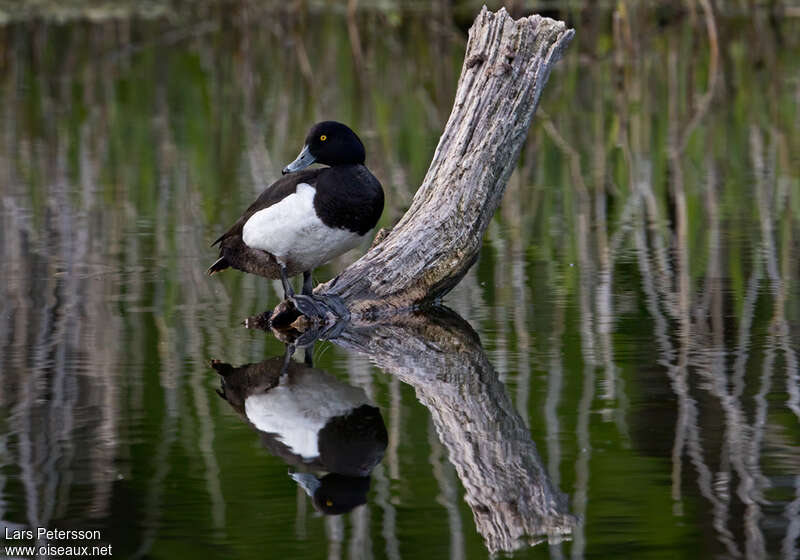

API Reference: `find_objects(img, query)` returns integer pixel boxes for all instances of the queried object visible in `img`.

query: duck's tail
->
[207,256,230,275]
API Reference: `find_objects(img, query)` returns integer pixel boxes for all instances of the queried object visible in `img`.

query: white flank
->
[244,369,370,460]
[242,183,363,271]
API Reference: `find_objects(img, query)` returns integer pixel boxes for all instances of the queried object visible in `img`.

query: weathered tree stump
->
[290,8,572,322]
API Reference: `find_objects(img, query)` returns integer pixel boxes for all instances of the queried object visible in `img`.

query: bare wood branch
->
[310,8,573,319]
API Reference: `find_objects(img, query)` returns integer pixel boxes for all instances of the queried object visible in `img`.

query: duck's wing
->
[211,168,323,247]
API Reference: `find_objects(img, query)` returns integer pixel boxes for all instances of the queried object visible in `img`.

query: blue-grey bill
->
[282,145,316,174]
[290,472,321,497]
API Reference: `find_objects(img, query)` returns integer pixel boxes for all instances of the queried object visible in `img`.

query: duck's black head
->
[291,472,371,515]
[312,474,371,515]
[282,121,365,174]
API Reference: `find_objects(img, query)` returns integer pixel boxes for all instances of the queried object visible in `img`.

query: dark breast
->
[312,165,384,236]
[317,404,388,477]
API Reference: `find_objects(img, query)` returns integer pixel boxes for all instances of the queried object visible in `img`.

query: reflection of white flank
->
[244,369,369,460]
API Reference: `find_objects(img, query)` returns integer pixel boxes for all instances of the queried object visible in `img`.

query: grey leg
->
[280,265,294,299]
[302,270,313,296]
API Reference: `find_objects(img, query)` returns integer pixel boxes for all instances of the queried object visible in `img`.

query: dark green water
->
[1,3,799,559]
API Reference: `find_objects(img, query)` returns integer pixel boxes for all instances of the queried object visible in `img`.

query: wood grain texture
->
[316,8,574,318]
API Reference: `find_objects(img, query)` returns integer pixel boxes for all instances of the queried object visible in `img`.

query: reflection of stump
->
[335,309,577,553]
[309,9,573,318]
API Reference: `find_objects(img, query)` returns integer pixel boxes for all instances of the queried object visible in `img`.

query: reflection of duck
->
[212,352,387,514]
[208,121,384,300]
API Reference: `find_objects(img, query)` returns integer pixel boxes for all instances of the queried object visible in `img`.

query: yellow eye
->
[325,499,333,506]
[320,135,327,141]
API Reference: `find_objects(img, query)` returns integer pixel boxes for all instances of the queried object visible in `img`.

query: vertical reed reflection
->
[428,426,466,560]
[534,3,799,556]
[545,302,565,560]
[0,3,798,559]
[0,7,456,554]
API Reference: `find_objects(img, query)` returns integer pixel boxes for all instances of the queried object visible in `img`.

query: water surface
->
[1,3,799,559]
